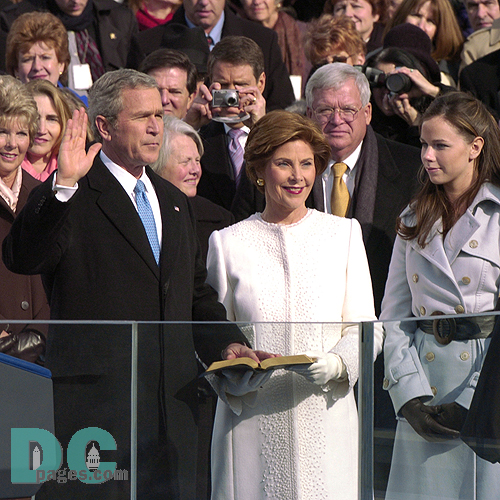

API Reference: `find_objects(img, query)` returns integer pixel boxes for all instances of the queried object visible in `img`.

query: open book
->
[202,354,316,376]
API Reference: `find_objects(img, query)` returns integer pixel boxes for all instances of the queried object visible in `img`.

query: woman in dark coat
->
[0,75,49,363]
[151,114,234,263]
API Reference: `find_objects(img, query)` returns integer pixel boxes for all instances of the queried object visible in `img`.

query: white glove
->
[220,368,273,396]
[287,351,346,386]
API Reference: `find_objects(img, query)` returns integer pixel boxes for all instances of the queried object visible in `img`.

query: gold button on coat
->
[455,305,465,314]
[460,352,470,361]
[412,274,419,283]
[431,386,438,396]
[425,352,435,362]
[469,240,478,248]
[420,306,426,315]
[383,379,389,389]
[462,277,471,285]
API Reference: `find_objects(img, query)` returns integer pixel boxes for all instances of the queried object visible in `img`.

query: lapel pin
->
[110,33,116,39]
[174,206,180,212]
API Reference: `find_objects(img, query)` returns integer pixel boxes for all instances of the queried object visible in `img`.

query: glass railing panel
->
[1,320,134,499]
[373,312,500,500]
[4,314,499,499]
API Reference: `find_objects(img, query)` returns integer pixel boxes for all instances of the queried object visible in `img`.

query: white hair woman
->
[151,115,234,261]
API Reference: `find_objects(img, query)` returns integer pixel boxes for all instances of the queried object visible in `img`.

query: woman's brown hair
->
[384,0,463,61]
[6,12,70,83]
[397,92,500,247]
[245,110,331,193]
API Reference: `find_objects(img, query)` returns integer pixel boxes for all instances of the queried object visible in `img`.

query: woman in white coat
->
[381,92,500,499]
[206,110,383,499]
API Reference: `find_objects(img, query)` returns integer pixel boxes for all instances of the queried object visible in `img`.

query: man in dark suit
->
[149,0,295,111]
[305,62,421,492]
[460,48,500,120]
[305,63,421,313]
[195,36,266,212]
[139,48,198,120]
[3,69,262,499]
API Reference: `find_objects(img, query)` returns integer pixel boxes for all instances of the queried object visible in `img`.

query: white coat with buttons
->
[381,182,500,500]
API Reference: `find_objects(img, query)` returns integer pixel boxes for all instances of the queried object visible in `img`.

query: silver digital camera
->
[212,89,240,107]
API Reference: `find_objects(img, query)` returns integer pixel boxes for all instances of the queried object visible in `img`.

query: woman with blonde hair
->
[0,75,49,365]
[21,80,72,181]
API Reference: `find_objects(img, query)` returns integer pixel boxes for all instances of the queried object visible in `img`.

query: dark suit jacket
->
[2,157,246,499]
[137,5,295,111]
[1,0,139,73]
[190,194,234,263]
[197,120,235,210]
[460,48,500,120]
[0,171,49,335]
[311,127,421,313]
[197,120,265,214]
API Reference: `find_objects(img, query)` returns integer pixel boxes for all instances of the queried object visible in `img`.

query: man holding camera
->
[191,36,266,212]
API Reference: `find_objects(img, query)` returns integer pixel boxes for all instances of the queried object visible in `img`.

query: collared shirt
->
[186,11,224,50]
[224,123,250,148]
[101,151,163,247]
[0,166,22,212]
[321,141,363,214]
[53,151,163,246]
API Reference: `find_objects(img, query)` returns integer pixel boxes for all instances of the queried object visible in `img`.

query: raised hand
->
[238,85,266,126]
[56,108,101,187]
[184,84,214,129]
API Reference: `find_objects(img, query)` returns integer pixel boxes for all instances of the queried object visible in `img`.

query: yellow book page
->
[204,354,316,375]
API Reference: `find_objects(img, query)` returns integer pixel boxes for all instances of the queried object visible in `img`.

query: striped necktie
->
[228,128,246,187]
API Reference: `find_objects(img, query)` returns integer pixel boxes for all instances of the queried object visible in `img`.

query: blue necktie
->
[134,179,160,264]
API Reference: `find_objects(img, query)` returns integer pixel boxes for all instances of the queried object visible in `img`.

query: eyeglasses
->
[313,106,361,123]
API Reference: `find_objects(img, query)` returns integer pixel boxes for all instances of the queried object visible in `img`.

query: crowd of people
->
[1,0,500,498]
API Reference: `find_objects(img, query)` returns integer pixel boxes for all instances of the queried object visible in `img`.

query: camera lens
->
[385,73,412,94]
[226,96,238,106]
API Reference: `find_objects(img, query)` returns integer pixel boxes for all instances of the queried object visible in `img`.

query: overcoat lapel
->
[86,158,160,279]
[147,166,183,284]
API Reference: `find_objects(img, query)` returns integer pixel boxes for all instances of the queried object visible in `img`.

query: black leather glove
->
[0,329,46,364]
[401,397,461,442]
[427,402,468,432]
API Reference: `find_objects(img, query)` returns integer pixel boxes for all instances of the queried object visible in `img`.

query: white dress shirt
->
[321,141,363,214]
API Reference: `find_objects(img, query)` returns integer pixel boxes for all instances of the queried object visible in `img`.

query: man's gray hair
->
[88,68,159,141]
[305,63,371,109]
[150,115,204,175]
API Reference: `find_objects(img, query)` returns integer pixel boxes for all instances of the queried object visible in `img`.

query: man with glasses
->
[305,63,420,311]
[304,61,421,493]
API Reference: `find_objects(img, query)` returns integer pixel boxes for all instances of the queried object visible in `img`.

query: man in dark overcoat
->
[3,68,258,499]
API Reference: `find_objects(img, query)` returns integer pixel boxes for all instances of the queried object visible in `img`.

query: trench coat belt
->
[418,314,495,345]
